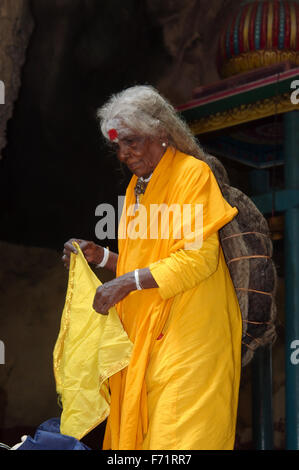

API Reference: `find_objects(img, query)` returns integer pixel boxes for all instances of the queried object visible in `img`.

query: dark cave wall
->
[0,0,33,159]
[0,0,150,250]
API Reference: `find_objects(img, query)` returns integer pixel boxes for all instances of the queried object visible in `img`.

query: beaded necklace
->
[134,173,152,210]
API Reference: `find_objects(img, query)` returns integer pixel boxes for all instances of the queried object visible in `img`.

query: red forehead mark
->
[108,129,118,141]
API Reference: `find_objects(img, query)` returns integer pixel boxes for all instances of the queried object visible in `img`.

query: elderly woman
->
[63,85,242,450]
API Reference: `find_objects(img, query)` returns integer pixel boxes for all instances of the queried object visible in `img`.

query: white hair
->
[97,85,206,161]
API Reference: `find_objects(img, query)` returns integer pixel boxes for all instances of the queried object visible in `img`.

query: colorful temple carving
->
[217,0,299,77]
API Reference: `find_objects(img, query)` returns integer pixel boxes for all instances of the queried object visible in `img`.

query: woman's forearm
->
[105,250,118,273]
[138,267,159,289]
[92,267,158,314]
[110,268,158,293]
[94,246,118,273]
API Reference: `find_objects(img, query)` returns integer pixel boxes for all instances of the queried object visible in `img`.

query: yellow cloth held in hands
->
[53,243,133,440]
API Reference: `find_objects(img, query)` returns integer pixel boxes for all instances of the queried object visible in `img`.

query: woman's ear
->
[158,131,169,147]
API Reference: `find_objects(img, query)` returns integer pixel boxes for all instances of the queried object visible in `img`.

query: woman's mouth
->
[128,162,140,171]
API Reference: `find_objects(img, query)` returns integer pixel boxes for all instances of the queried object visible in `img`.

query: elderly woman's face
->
[114,133,165,178]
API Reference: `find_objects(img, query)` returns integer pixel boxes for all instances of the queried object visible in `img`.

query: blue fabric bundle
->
[14,418,90,450]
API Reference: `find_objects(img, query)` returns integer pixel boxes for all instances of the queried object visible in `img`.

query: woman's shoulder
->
[173,149,211,178]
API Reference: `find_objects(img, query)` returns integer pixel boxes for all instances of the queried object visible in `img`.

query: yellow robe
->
[103,147,242,450]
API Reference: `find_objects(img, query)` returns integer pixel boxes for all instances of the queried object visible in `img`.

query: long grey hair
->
[97,85,206,161]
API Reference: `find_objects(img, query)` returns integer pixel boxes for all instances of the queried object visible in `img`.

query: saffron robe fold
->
[53,244,133,440]
[103,147,242,450]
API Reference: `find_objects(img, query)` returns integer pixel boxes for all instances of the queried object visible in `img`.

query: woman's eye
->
[109,143,119,152]
[126,135,144,145]
[117,136,144,149]
[125,138,135,146]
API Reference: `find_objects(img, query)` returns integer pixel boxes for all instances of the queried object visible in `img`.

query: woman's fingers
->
[92,296,110,315]
[93,285,113,315]
[64,238,83,254]
[62,239,101,269]
[62,238,83,268]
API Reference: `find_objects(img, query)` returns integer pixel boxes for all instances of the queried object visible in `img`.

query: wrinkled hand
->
[93,273,135,315]
[62,238,103,268]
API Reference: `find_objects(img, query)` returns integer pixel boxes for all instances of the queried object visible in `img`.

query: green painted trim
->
[251,189,299,214]
[180,76,297,122]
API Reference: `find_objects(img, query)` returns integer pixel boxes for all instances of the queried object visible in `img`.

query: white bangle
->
[96,247,109,268]
[134,269,143,290]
